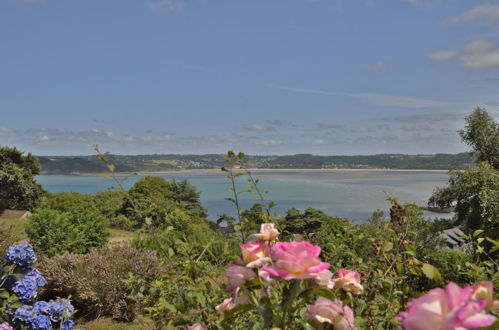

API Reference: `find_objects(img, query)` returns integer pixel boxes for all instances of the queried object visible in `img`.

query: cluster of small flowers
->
[396,281,498,330]
[2,243,76,330]
[13,299,75,330]
[0,322,13,330]
[216,223,362,329]
[6,242,37,268]
[11,268,47,303]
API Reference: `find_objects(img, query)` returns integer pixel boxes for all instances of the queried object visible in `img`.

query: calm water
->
[36,170,452,223]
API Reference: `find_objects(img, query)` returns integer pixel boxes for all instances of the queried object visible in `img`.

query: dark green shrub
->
[27,207,109,257]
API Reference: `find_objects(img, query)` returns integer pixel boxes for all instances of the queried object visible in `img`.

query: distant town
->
[37,152,475,174]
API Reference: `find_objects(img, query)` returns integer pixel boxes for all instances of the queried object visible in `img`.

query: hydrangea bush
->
[0,242,76,330]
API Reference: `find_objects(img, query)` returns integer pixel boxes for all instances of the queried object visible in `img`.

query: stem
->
[229,167,245,243]
[243,168,271,216]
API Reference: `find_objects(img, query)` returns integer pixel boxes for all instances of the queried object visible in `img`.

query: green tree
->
[459,107,499,169]
[0,146,45,211]
[429,107,499,243]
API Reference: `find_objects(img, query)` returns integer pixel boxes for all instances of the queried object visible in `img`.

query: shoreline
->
[39,168,450,176]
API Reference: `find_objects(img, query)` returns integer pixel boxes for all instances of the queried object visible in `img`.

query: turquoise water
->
[36,170,452,223]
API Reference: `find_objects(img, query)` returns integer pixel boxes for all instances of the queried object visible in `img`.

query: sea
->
[36,170,453,223]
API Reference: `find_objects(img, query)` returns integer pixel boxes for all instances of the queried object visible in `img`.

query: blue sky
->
[1,0,499,155]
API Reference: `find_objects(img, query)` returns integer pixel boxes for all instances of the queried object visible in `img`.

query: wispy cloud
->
[256,139,282,147]
[428,50,457,61]
[0,126,15,136]
[313,138,325,145]
[449,4,499,24]
[406,0,443,8]
[243,124,276,132]
[460,40,499,69]
[270,85,454,108]
[148,0,184,12]
[360,61,392,72]
[317,123,343,129]
[267,119,291,127]
[429,40,499,69]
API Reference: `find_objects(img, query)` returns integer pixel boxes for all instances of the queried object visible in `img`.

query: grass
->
[0,217,29,241]
[108,228,135,243]
[78,316,155,330]
[0,217,135,245]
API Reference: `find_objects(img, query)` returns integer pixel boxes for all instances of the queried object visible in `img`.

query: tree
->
[429,108,499,241]
[459,107,499,169]
[0,146,44,211]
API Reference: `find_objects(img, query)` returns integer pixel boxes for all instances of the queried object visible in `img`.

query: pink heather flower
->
[226,265,256,292]
[236,241,271,268]
[314,269,336,289]
[263,241,330,280]
[187,323,207,330]
[305,297,357,330]
[395,282,497,330]
[471,281,499,312]
[252,223,280,242]
[215,297,236,312]
[333,269,363,294]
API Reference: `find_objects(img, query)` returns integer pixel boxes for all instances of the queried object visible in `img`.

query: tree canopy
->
[0,146,44,211]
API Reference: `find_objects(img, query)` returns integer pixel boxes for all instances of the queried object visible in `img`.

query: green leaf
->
[422,263,443,283]
[473,229,484,238]
[96,173,110,178]
[382,241,394,252]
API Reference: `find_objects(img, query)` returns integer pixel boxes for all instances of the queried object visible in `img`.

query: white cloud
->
[256,139,282,147]
[317,123,343,129]
[428,50,457,61]
[0,126,14,136]
[463,40,493,53]
[461,40,499,69]
[243,124,276,132]
[270,85,454,108]
[313,138,325,145]
[429,40,499,70]
[449,4,499,24]
[148,0,184,12]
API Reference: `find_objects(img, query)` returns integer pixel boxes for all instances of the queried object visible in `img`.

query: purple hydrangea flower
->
[13,305,36,324]
[61,319,75,330]
[0,322,13,330]
[30,314,52,330]
[6,242,37,268]
[47,299,75,322]
[12,278,38,303]
[34,301,51,314]
[24,268,46,287]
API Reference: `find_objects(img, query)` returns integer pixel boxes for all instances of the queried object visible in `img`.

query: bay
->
[36,170,452,223]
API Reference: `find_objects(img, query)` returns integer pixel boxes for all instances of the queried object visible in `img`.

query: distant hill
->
[37,153,475,174]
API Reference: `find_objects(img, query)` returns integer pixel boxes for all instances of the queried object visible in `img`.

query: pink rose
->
[226,265,256,292]
[215,297,236,312]
[314,269,335,289]
[252,223,280,241]
[187,323,207,330]
[215,288,252,313]
[263,241,330,280]
[395,282,497,330]
[333,269,363,294]
[236,241,271,268]
[471,281,499,312]
[305,297,357,330]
